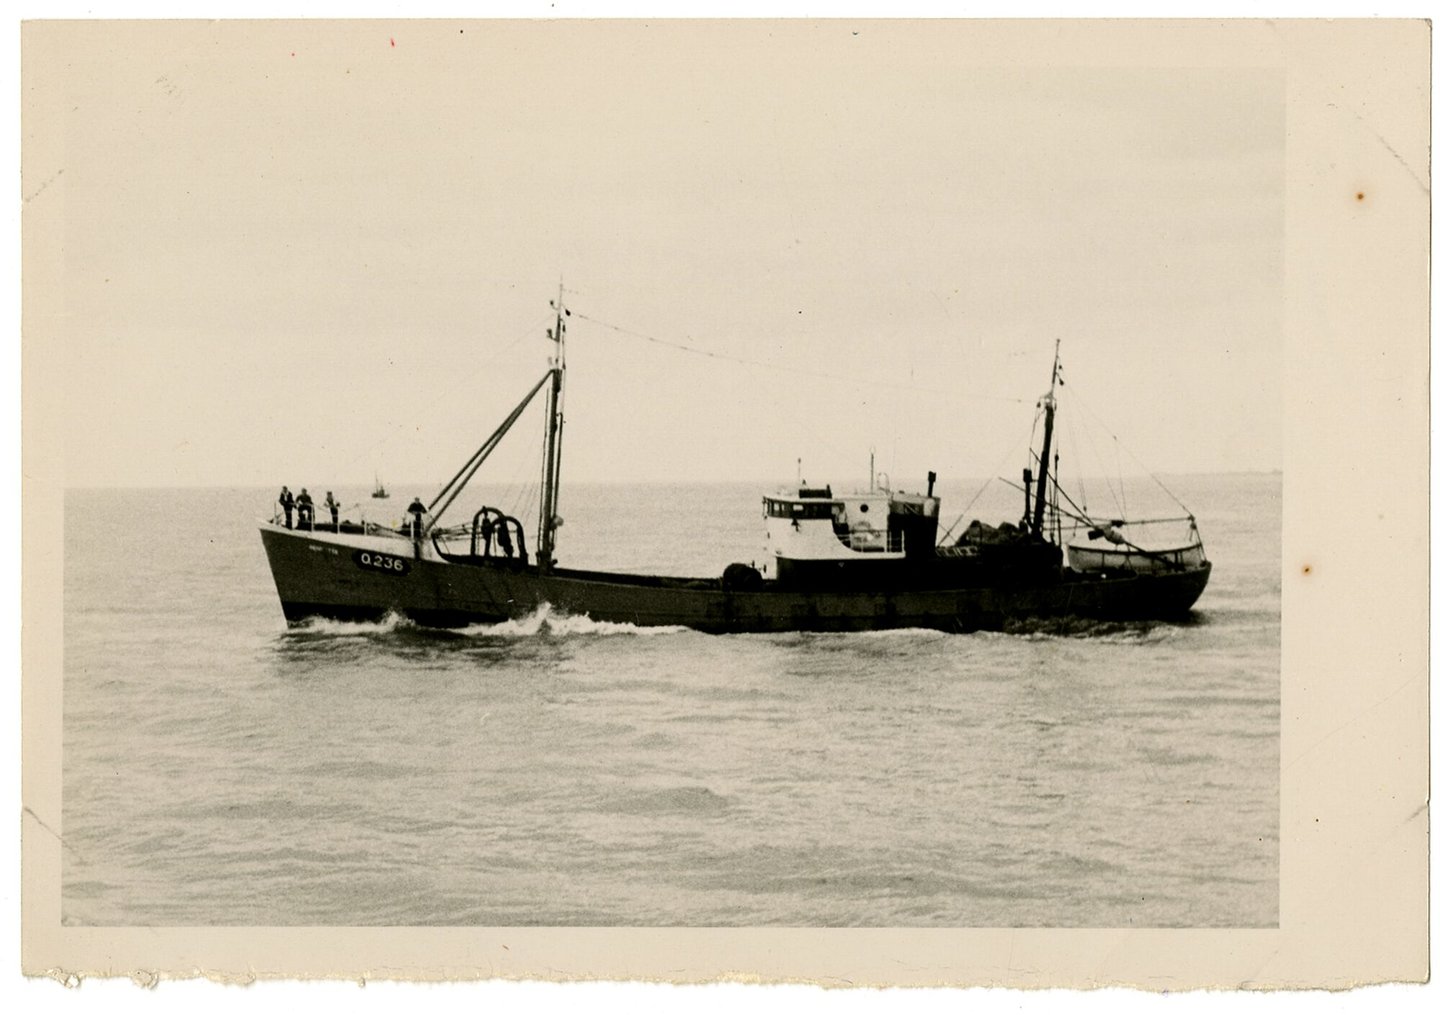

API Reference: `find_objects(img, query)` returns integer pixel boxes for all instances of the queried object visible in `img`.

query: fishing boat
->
[371,476,389,500]
[260,289,1210,633]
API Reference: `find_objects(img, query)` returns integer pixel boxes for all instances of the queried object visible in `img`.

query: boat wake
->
[843,627,954,641]
[283,604,689,640]
[281,608,1186,644]
[285,612,414,638]
[995,616,1181,642]
[457,603,689,639]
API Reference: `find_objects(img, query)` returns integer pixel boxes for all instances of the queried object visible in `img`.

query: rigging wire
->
[511,417,545,532]
[1063,385,1129,520]
[456,415,545,527]
[1051,425,1063,545]
[570,310,1029,405]
[1116,436,1127,517]
[760,372,881,482]
[1065,387,1192,514]
[578,310,975,484]
[332,312,556,486]
[426,418,546,545]
[935,416,1039,544]
[1061,404,1090,515]
[999,476,1103,530]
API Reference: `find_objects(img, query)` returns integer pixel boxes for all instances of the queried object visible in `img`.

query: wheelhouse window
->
[765,498,838,520]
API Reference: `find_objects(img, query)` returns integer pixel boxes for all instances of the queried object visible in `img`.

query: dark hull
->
[260,525,1211,634]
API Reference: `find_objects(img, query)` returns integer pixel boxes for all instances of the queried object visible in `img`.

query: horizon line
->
[60,468,1284,492]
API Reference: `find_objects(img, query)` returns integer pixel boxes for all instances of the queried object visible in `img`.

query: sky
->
[30,20,1284,490]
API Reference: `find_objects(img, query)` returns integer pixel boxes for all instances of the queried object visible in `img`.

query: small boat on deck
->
[1067,522,1207,575]
[260,289,1210,633]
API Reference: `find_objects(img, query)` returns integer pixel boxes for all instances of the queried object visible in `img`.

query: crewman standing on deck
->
[296,488,314,530]
[407,496,426,557]
[324,491,339,530]
[278,486,295,529]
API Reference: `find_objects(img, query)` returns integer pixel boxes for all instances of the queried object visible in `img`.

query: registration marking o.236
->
[352,550,411,576]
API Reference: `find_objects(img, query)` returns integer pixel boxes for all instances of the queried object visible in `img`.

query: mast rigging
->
[536,282,569,572]
[1030,339,1061,541]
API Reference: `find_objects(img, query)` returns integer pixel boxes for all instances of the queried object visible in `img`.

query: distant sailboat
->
[371,476,389,500]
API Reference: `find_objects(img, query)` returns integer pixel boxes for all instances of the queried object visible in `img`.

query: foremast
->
[537,283,568,572]
[1030,339,1061,542]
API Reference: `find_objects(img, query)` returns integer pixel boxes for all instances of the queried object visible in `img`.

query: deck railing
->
[270,499,411,537]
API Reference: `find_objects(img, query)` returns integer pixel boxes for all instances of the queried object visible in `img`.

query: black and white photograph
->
[19,16,1427,990]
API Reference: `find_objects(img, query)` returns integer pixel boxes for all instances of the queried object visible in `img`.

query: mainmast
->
[536,283,568,572]
[1030,339,1061,541]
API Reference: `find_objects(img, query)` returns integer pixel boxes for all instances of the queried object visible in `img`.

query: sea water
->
[60,475,1279,926]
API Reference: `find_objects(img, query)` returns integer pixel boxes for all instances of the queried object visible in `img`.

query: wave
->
[836,626,953,641]
[592,784,732,816]
[284,611,413,637]
[280,604,689,640]
[457,603,689,639]
[988,616,1182,642]
[772,619,1182,644]
[282,607,1197,645]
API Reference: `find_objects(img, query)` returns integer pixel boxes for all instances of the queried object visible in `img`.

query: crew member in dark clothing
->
[324,491,339,530]
[479,514,495,556]
[407,497,426,556]
[495,517,514,559]
[296,488,314,530]
[278,486,295,529]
